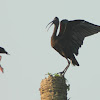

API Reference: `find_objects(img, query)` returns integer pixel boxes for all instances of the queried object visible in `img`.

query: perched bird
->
[0,47,9,73]
[47,17,100,75]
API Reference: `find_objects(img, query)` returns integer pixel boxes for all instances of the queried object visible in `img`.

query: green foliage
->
[53,73,60,77]
[46,72,52,76]
[46,72,61,77]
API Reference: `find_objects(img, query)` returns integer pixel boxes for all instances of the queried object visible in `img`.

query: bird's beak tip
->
[7,53,10,55]
[46,21,53,31]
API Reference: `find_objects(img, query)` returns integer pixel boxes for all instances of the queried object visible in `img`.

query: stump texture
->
[40,75,68,100]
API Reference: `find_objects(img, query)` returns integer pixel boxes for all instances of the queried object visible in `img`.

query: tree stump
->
[39,74,70,100]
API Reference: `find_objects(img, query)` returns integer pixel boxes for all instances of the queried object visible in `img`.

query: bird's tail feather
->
[71,57,79,66]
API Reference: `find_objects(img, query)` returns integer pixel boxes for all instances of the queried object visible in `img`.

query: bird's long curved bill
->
[46,21,53,31]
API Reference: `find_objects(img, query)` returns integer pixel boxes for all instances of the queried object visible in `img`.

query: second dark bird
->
[0,47,9,73]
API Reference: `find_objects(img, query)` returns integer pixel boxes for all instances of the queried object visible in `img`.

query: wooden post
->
[39,74,70,100]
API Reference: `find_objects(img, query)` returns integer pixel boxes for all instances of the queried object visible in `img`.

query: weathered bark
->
[39,75,70,100]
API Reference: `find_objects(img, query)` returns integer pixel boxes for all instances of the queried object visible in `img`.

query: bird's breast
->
[51,40,55,48]
[51,37,58,49]
[51,38,64,54]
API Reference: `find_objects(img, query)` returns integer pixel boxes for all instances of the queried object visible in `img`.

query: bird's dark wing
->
[62,20,100,55]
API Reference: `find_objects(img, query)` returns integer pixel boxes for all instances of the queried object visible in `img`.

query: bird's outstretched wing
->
[62,20,100,55]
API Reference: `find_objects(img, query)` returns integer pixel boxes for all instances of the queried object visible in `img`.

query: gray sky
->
[0,0,100,100]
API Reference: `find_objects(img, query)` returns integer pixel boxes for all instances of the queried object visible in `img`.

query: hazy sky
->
[0,0,100,100]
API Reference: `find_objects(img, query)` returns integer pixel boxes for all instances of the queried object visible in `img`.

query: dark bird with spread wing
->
[47,17,100,75]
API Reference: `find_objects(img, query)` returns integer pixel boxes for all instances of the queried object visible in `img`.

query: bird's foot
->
[57,71,65,76]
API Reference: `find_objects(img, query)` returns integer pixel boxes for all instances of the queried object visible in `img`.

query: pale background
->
[0,0,100,100]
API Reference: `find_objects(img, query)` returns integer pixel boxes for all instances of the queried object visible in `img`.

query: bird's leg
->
[0,65,4,73]
[60,59,70,76]
[0,56,3,73]
[0,56,2,61]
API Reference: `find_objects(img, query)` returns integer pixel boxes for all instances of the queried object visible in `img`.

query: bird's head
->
[0,47,10,55]
[46,17,59,31]
[52,17,59,26]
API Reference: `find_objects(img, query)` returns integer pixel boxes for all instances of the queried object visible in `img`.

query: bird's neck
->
[51,24,59,39]
[51,24,59,48]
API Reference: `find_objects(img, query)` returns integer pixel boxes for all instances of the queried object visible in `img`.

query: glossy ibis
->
[47,17,100,75]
